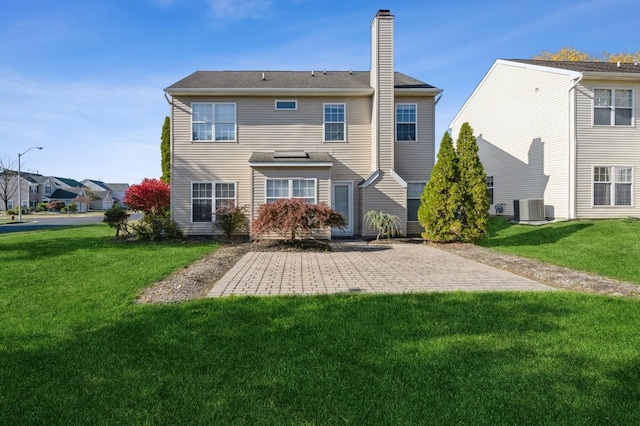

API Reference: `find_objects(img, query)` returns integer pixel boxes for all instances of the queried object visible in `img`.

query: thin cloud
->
[207,0,273,20]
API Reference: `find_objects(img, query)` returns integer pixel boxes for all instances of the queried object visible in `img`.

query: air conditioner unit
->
[513,199,545,221]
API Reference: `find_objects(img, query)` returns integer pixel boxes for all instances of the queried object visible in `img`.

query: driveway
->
[208,240,553,297]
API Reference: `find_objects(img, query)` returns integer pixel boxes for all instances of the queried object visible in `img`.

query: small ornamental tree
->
[251,198,346,241]
[123,178,170,220]
[215,205,247,239]
[456,122,489,242]
[418,131,463,242]
[364,210,401,240]
[103,206,130,237]
[47,200,65,211]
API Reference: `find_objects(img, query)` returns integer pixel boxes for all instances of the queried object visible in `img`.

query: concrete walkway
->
[208,240,553,297]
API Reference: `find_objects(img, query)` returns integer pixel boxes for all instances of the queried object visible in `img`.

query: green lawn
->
[478,217,640,284]
[2,225,640,424]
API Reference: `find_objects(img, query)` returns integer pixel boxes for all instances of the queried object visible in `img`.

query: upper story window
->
[396,104,417,141]
[593,89,633,126]
[593,166,632,206]
[45,184,52,195]
[192,103,237,142]
[324,103,345,142]
[275,100,297,110]
[30,185,38,194]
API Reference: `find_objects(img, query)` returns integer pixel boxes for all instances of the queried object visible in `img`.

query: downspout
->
[568,74,583,220]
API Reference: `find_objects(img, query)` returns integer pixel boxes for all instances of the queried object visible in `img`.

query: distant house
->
[450,59,640,220]
[0,172,47,211]
[82,179,116,210]
[164,10,442,237]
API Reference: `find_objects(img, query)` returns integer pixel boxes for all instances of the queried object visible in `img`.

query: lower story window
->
[593,166,632,206]
[7,200,14,210]
[486,176,494,205]
[266,178,316,204]
[407,182,426,221]
[192,182,236,222]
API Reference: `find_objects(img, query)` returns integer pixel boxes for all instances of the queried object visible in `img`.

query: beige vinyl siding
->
[375,17,395,172]
[575,79,640,218]
[171,95,373,235]
[450,62,573,219]
[361,172,406,237]
[394,96,436,180]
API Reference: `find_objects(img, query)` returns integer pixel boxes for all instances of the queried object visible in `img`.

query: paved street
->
[209,240,553,297]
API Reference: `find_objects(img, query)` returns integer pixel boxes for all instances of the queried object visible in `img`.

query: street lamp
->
[17,146,43,222]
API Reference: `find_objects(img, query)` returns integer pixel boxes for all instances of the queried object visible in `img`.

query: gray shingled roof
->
[166,71,435,90]
[509,59,640,74]
[249,151,333,164]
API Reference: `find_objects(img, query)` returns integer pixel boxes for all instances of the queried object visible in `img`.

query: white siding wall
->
[450,62,573,219]
[575,79,640,218]
[171,95,373,235]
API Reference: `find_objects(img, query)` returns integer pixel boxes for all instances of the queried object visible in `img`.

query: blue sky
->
[1,0,638,184]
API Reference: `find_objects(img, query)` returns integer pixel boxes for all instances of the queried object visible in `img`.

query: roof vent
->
[262,72,266,80]
[311,70,315,77]
[323,69,326,75]
[617,61,620,67]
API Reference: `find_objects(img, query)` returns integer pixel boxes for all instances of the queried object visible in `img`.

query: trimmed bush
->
[103,206,131,237]
[251,198,345,241]
[215,205,247,239]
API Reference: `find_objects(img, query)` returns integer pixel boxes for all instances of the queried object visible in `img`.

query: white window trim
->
[190,181,237,223]
[395,103,418,142]
[592,166,633,207]
[275,99,298,110]
[264,178,318,204]
[7,200,14,210]
[592,88,634,127]
[323,102,346,142]
[191,102,237,142]
[406,181,426,222]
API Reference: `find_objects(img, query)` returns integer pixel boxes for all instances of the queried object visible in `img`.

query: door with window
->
[331,182,353,236]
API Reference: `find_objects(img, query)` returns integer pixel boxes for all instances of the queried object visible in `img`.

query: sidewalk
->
[208,240,553,297]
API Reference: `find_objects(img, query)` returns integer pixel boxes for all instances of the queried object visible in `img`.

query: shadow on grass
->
[479,219,592,248]
[2,293,639,424]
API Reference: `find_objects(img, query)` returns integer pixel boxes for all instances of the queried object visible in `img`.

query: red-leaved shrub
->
[251,198,346,241]
[124,178,170,219]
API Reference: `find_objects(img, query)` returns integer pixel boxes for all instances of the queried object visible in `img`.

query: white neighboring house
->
[450,59,640,220]
[164,10,442,237]
[82,179,116,210]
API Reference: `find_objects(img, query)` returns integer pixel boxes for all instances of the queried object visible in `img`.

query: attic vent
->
[274,150,309,159]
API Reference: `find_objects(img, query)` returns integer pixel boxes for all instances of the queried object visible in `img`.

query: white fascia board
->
[358,170,380,188]
[164,87,374,97]
[391,169,407,188]
[248,162,333,167]
[581,72,640,82]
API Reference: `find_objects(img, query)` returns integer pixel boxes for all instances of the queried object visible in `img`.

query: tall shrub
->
[456,122,489,242]
[124,178,170,220]
[418,131,463,242]
[251,198,345,241]
[160,116,171,183]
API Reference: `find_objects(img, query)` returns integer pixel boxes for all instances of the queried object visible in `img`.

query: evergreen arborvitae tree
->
[418,131,462,242]
[456,122,489,242]
[160,116,171,183]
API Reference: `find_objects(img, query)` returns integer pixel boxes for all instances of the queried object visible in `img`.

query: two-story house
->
[450,59,640,220]
[164,9,442,237]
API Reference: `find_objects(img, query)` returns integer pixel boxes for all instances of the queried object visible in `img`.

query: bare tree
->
[0,156,18,210]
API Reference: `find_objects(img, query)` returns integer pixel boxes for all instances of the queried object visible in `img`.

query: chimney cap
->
[377,9,391,16]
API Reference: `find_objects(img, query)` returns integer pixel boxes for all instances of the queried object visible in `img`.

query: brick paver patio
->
[208,241,553,297]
